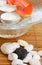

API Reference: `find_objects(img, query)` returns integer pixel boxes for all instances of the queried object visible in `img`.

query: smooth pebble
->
[29,59,41,65]
[24,44,33,52]
[12,59,23,65]
[19,64,27,65]
[1,43,16,54]
[12,42,20,50]
[22,64,27,65]
[8,53,18,61]
[33,55,40,61]
[8,53,13,61]
[30,51,38,56]
[12,53,18,60]
[38,50,42,56]
[23,53,32,63]
[18,39,28,46]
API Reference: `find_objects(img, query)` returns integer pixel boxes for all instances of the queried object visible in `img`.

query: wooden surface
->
[0,0,42,64]
[0,22,42,65]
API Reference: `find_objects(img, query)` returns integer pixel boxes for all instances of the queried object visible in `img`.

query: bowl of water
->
[0,0,42,38]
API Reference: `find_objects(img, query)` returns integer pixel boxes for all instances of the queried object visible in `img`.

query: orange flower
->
[16,3,32,17]
[6,0,15,5]
[24,3,32,14]
[6,0,32,17]
[15,0,28,8]
[16,9,26,17]
[6,0,28,8]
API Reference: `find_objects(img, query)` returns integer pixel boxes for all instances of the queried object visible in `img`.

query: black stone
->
[14,48,28,60]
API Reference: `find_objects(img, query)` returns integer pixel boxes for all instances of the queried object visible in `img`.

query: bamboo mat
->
[0,22,42,65]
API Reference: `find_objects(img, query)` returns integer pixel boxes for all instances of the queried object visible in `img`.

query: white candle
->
[0,0,6,7]
[0,4,16,12]
[1,12,21,24]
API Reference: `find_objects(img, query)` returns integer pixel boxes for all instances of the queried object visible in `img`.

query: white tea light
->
[0,0,6,7]
[0,4,16,12]
[1,12,21,25]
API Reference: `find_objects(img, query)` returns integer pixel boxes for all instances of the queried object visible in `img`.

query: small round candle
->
[0,0,6,7]
[1,12,21,25]
[0,4,16,12]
